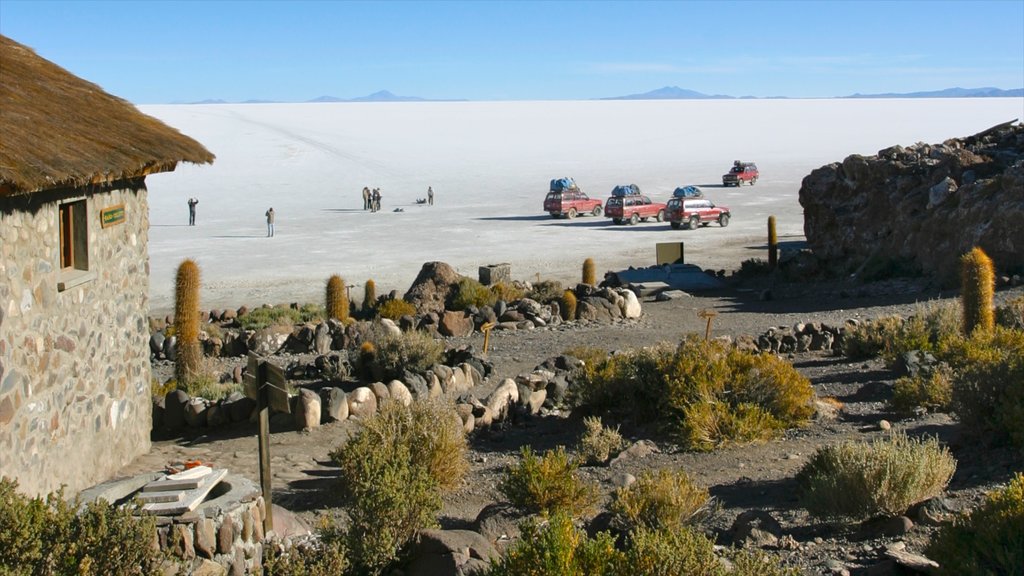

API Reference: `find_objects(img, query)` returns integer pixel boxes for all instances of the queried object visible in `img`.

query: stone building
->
[0,35,214,496]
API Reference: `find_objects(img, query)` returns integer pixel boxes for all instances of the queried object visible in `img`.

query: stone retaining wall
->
[0,182,152,496]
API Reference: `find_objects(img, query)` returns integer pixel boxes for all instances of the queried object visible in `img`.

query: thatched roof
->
[0,35,214,197]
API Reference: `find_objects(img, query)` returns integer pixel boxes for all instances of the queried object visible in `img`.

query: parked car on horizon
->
[666,198,730,229]
[605,193,667,225]
[722,161,758,186]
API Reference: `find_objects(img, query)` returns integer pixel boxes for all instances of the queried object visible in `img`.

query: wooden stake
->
[257,360,274,533]
[481,322,496,353]
[698,309,718,341]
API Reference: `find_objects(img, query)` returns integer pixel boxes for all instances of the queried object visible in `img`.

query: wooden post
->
[698,309,718,341]
[256,360,274,533]
[481,322,496,353]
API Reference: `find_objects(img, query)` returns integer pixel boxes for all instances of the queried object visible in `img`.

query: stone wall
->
[0,182,153,496]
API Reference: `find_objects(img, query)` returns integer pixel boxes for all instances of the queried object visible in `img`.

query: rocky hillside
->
[799,120,1024,283]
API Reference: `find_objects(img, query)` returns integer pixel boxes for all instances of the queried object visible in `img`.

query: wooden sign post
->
[245,353,290,533]
[698,309,718,341]
[481,322,496,353]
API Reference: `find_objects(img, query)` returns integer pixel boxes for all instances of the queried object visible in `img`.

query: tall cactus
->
[961,246,995,335]
[363,279,377,313]
[582,258,596,286]
[326,274,349,322]
[561,289,578,321]
[174,259,202,384]
[768,216,778,269]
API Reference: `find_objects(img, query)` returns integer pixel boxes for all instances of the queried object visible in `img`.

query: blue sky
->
[1,0,1022,103]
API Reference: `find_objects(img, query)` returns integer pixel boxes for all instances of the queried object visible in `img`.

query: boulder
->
[484,379,519,423]
[405,529,499,576]
[183,398,209,428]
[247,325,292,356]
[320,387,349,422]
[387,380,413,407]
[617,289,642,319]
[313,322,332,355]
[226,394,255,423]
[347,387,378,419]
[379,318,402,338]
[163,389,190,432]
[440,310,474,337]
[730,510,783,548]
[404,262,464,315]
[294,388,321,430]
[370,381,391,403]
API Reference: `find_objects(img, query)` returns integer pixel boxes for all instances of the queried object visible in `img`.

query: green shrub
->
[577,416,624,465]
[371,329,445,381]
[738,258,771,278]
[621,526,722,576]
[996,294,1024,330]
[728,549,800,576]
[948,327,1024,447]
[329,400,465,574]
[239,304,323,330]
[927,473,1024,576]
[482,513,621,576]
[610,469,711,533]
[490,281,526,303]
[263,518,349,576]
[571,336,814,451]
[451,277,497,310]
[841,316,904,360]
[881,301,963,365]
[527,279,564,304]
[562,346,609,381]
[796,431,956,520]
[0,477,161,575]
[376,298,417,321]
[498,446,599,518]
[890,366,953,415]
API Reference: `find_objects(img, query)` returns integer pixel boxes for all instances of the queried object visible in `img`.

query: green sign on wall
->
[100,204,125,228]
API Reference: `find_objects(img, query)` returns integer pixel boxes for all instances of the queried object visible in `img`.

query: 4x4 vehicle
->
[722,161,758,186]
[544,189,602,218]
[544,177,603,218]
[605,193,667,225]
[666,198,730,229]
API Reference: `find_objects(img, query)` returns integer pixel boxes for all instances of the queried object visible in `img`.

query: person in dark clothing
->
[187,197,198,225]
[428,186,434,206]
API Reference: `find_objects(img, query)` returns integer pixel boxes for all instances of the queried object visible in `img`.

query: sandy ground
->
[139,98,1024,315]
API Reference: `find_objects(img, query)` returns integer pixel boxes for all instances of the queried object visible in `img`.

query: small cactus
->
[326,274,349,322]
[768,216,778,269]
[174,259,202,384]
[582,258,596,285]
[961,246,995,335]
[561,289,578,321]
[363,279,377,313]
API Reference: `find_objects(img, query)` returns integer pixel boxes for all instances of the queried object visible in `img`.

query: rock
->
[608,472,636,489]
[163,335,177,361]
[730,510,783,548]
[195,518,217,559]
[896,350,939,378]
[163,389,190,432]
[192,558,227,576]
[379,317,402,338]
[484,379,520,422]
[405,529,500,576]
[150,332,165,357]
[455,403,475,433]
[885,548,940,575]
[227,395,255,423]
[907,497,954,526]
[347,387,378,419]
[526,389,546,415]
[474,503,523,552]
[404,262,464,315]
[800,122,1024,284]
[617,289,642,318]
[813,399,842,421]
[655,289,690,301]
[320,387,348,422]
[609,439,660,466]
[856,515,914,540]
[878,419,892,431]
[183,398,208,428]
[313,322,332,355]
[575,300,599,322]
[438,309,473,336]
[294,388,321,430]
[247,325,292,356]
[206,403,228,427]
[387,380,413,406]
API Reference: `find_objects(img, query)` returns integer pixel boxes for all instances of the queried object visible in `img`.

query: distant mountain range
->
[601,85,1023,100]
[183,86,1022,105]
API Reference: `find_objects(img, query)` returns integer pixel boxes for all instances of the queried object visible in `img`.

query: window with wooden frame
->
[57,198,92,291]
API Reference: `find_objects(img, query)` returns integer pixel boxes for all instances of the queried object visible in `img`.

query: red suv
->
[722,161,758,186]
[544,189,603,218]
[666,198,730,229]
[605,194,667,225]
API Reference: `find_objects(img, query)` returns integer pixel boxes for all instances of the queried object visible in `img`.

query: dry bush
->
[562,345,609,380]
[263,518,349,576]
[890,366,953,415]
[996,294,1024,330]
[499,446,599,518]
[609,468,711,533]
[948,327,1024,447]
[482,512,621,576]
[577,416,625,465]
[376,298,416,321]
[797,431,956,520]
[927,473,1024,576]
[239,303,323,330]
[527,279,565,304]
[881,301,963,365]
[329,400,465,573]
[0,477,162,575]
[490,281,526,303]
[451,277,497,310]
[841,315,904,359]
[620,526,722,576]
[571,336,813,451]
[371,330,444,381]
